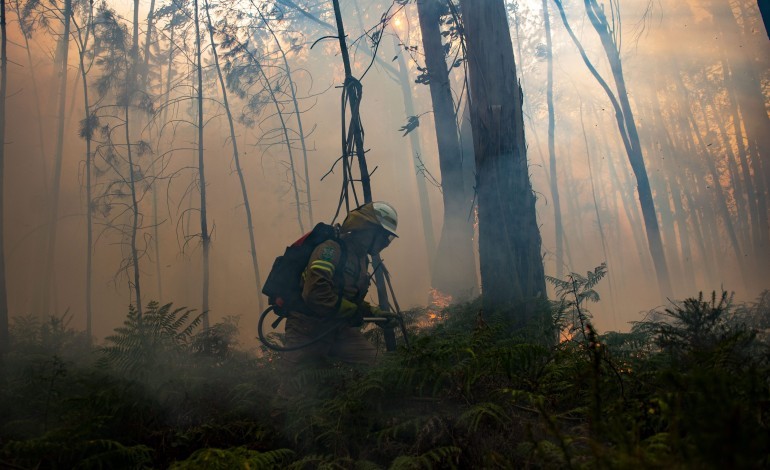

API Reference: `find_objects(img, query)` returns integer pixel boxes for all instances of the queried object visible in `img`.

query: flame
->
[415,288,454,330]
[430,287,453,309]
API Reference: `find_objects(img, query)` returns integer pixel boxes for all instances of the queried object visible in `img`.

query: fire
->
[559,327,575,343]
[415,288,454,330]
[430,288,453,309]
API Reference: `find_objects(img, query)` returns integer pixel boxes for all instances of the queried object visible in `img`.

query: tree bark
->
[74,1,94,343]
[459,0,546,321]
[0,0,10,354]
[42,0,73,317]
[541,0,564,280]
[193,0,210,328]
[416,0,477,299]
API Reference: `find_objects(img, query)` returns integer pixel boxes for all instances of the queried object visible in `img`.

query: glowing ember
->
[414,288,454,330]
[430,288,453,309]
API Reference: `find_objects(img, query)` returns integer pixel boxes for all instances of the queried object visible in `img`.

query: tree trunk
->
[125,106,143,319]
[0,0,9,354]
[554,0,671,298]
[416,0,477,299]
[42,0,73,317]
[206,0,264,312]
[392,37,436,272]
[193,0,210,328]
[459,0,546,321]
[542,0,564,280]
[75,2,94,343]
[710,0,770,248]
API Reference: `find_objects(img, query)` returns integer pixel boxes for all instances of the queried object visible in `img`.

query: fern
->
[388,446,461,469]
[100,302,202,378]
[457,402,509,434]
[170,447,294,469]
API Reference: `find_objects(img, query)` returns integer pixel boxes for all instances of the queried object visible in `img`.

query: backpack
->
[261,222,347,319]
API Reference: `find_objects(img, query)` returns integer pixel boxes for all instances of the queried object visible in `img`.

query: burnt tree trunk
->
[416,0,477,299]
[0,0,9,354]
[459,0,546,321]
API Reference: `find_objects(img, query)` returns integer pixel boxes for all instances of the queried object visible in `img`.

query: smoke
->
[2,0,768,343]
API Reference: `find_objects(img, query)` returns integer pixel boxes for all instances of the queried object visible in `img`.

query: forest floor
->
[1,287,769,469]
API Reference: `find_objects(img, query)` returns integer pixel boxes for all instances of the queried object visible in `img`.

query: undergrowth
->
[1,281,768,469]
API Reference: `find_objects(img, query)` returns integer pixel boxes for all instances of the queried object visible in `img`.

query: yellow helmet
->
[341,201,398,237]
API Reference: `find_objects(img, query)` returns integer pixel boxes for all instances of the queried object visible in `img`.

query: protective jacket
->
[282,204,385,366]
[301,238,369,316]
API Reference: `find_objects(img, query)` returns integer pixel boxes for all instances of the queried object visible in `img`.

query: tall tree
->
[72,0,95,342]
[392,36,436,271]
[256,4,314,227]
[1,0,10,354]
[416,0,476,299]
[542,0,564,279]
[41,0,73,316]
[205,0,264,311]
[193,0,210,328]
[458,0,546,321]
[553,0,672,299]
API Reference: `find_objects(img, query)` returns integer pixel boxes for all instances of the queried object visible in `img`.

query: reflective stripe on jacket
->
[301,239,369,317]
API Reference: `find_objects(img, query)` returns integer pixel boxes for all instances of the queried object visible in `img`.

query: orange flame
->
[416,288,454,329]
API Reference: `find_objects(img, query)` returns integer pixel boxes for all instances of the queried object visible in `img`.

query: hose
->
[257,305,345,352]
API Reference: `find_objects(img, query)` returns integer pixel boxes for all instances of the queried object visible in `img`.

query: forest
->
[0,0,768,467]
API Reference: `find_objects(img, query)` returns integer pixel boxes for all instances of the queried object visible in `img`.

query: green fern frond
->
[457,402,509,434]
[170,447,294,469]
[388,446,461,469]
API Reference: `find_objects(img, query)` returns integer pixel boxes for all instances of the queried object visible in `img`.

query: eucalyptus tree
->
[707,0,770,266]
[149,0,193,301]
[71,0,96,341]
[415,0,477,299]
[90,5,152,319]
[219,13,308,234]
[190,0,212,328]
[12,0,48,199]
[458,0,546,321]
[552,0,671,299]
[541,0,563,279]
[202,0,264,311]
[254,3,314,227]
[22,0,74,315]
[1,0,10,353]
[391,36,436,270]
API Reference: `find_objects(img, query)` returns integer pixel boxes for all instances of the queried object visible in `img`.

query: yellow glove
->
[360,301,398,328]
[338,298,364,326]
[358,301,383,317]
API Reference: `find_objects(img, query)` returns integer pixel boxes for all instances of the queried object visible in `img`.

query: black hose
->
[257,305,345,352]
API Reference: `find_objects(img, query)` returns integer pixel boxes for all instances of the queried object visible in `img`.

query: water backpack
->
[258,223,349,351]
[261,222,348,320]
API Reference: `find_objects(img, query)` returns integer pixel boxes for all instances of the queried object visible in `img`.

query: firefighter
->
[282,201,398,368]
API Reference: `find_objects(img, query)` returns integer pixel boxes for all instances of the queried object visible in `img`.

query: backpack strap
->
[332,237,349,314]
